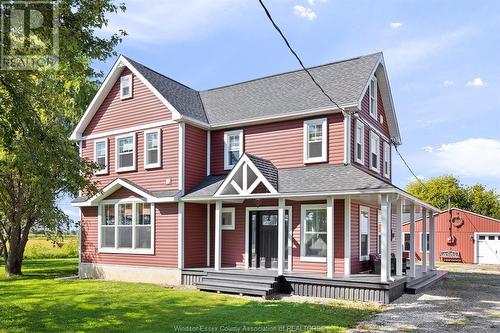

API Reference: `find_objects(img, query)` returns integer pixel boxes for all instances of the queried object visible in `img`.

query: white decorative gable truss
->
[215,154,278,197]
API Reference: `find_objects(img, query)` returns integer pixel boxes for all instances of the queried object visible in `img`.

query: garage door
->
[477,235,500,264]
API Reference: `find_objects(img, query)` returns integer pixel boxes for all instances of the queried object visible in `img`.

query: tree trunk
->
[5,249,23,276]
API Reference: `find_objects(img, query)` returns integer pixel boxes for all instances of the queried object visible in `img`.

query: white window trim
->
[94,138,108,175]
[359,206,370,261]
[303,118,328,164]
[403,232,411,252]
[144,128,161,169]
[419,232,430,253]
[221,207,235,230]
[115,133,136,172]
[369,131,380,172]
[224,129,243,170]
[354,119,365,165]
[383,141,391,178]
[369,77,377,119]
[300,204,327,262]
[120,74,133,100]
[98,201,155,255]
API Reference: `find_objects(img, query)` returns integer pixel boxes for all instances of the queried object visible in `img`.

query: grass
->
[22,234,78,259]
[0,259,380,333]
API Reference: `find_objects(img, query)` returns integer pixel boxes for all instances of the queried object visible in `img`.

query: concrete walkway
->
[351,263,500,332]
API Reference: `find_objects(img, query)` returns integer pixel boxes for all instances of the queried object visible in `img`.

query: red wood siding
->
[80,203,178,268]
[351,86,392,182]
[184,203,208,268]
[350,202,381,274]
[83,68,172,136]
[81,124,178,192]
[185,125,207,192]
[105,187,140,200]
[402,209,500,263]
[210,114,344,175]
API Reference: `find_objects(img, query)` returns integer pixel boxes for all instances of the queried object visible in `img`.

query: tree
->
[406,175,500,219]
[0,1,126,276]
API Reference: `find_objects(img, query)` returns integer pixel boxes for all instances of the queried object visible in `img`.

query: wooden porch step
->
[205,271,278,282]
[203,275,277,286]
[195,271,279,297]
[405,270,447,294]
[197,282,273,297]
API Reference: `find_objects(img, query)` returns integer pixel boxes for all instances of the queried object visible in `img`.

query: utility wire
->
[257,0,430,191]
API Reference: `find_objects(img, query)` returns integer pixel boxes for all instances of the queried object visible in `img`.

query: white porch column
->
[206,203,211,267]
[395,199,403,277]
[422,207,427,273]
[429,210,436,270]
[344,196,351,276]
[409,205,416,278]
[214,200,222,271]
[277,198,286,275]
[178,202,185,269]
[380,195,392,282]
[326,196,335,278]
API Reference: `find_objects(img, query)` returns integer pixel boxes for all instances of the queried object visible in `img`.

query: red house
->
[402,208,500,264]
[71,53,441,303]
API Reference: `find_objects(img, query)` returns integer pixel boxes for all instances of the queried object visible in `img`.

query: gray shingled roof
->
[72,178,180,203]
[247,154,278,190]
[184,164,395,199]
[124,57,208,123]
[126,53,381,125]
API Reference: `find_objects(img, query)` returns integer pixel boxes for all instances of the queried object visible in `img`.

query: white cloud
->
[409,175,426,183]
[293,5,317,21]
[390,22,403,29]
[422,146,433,153]
[307,0,327,5]
[429,138,500,178]
[467,77,486,87]
[443,80,454,86]
[101,0,248,43]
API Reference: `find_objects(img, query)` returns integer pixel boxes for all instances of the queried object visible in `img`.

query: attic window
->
[369,77,377,119]
[120,74,132,99]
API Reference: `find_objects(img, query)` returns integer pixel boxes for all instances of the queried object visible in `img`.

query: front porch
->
[182,265,444,303]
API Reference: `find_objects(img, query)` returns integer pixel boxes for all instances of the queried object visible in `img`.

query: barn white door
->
[477,235,500,264]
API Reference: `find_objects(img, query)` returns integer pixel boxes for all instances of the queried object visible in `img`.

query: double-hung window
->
[120,74,132,99]
[116,134,136,172]
[144,129,161,169]
[369,131,380,172]
[94,138,108,175]
[99,202,154,254]
[359,206,370,261]
[369,77,377,119]
[383,141,391,178]
[304,118,327,163]
[301,204,327,262]
[355,120,365,164]
[224,129,243,170]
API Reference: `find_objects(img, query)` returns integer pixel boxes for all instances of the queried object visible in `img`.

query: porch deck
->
[181,266,445,303]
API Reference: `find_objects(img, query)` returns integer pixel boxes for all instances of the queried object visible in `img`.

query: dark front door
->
[249,210,289,269]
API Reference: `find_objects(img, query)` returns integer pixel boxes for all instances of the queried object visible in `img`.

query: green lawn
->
[0,259,380,333]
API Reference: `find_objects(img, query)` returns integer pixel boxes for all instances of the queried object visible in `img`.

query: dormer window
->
[120,74,132,99]
[94,138,108,175]
[369,77,377,119]
[304,118,327,163]
[224,129,243,170]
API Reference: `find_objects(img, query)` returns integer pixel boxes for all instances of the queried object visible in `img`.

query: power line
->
[257,0,429,190]
[257,0,344,112]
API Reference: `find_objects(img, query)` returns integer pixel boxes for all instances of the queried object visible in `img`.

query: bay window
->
[355,120,364,164]
[99,201,154,254]
[304,118,327,163]
[116,134,136,172]
[144,129,161,169]
[301,204,327,261]
[94,138,108,175]
[359,206,370,261]
[369,131,380,172]
[224,129,243,170]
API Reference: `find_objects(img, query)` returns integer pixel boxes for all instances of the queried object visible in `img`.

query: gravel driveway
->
[351,263,500,332]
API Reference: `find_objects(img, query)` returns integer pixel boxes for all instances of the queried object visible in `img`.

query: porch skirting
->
[79,263,181,285]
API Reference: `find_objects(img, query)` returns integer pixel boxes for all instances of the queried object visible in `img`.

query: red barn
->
[402,208,500,264]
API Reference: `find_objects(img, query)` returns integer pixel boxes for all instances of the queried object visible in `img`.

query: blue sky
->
[61,0,500,221]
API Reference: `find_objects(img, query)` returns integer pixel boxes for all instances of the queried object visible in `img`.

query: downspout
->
[343,111,352,165]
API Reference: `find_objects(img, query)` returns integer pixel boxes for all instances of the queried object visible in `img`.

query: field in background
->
[23,235,78,259]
